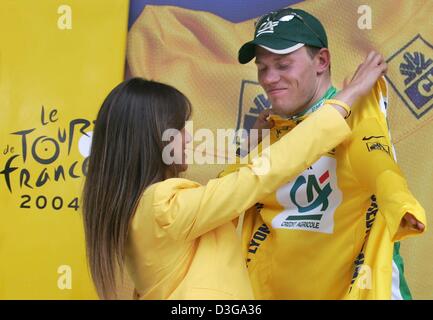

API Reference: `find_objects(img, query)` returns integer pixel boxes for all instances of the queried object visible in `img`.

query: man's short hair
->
[305,45,331,73]
[305,45,321,59]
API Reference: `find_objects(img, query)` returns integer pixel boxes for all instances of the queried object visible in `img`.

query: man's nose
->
[261,69,280,85]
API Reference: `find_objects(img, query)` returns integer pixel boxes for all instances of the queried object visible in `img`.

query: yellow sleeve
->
[347,115,426,242]
[152,106,351,241]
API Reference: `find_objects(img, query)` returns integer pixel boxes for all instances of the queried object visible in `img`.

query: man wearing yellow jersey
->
[231,8,427,299]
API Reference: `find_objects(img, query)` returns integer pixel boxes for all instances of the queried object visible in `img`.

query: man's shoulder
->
[348,77,389,125]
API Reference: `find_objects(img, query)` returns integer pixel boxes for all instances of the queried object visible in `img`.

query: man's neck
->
[310,81,333,107]
[289,78,333,118]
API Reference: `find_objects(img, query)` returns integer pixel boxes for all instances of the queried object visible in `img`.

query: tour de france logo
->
[386,34,433,119]
[0,106,92,212]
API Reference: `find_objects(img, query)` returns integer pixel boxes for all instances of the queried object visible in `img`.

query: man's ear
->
[315,48,331,75]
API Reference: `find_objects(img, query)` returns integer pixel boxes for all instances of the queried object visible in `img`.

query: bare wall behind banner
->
[127,0,432,299]
[0,0,129,299]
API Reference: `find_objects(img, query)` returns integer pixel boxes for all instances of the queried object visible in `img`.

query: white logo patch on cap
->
[279,14,295,22]
[256,19,278,36]
[256,14,295,37]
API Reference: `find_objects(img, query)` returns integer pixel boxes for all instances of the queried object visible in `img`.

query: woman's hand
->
[243,108,275,151]
[252,108,275,131]
[330,51,388,117]
[401,212,425,232]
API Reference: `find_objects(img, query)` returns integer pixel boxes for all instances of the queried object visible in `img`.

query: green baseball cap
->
[238,8,328,64]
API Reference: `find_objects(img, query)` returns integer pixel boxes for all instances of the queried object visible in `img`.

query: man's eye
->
[278,64,289,69]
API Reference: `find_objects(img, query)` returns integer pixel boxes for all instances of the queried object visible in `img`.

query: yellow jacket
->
[222,79,427,300]
[124,106,351,299]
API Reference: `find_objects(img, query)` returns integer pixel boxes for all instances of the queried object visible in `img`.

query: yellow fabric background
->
[127,0,432,299]
[0,0,128,299]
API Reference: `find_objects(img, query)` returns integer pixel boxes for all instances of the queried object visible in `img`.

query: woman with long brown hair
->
[82,55,386,299]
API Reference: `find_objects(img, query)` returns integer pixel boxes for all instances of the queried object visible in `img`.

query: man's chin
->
[271,100,309,117]
[272,105,299,117]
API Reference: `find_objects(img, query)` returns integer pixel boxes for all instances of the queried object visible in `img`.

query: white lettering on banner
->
[57,5,72,30]
[161,121,271,172]
[357,5,372,30]
[57,265,72,290]
[171,304,206,317]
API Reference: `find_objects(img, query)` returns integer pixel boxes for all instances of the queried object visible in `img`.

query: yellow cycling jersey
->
[222,78,426,299]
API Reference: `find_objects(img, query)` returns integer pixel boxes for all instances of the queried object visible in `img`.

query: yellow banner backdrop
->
[127,0,433,299]
[0,0,128,299]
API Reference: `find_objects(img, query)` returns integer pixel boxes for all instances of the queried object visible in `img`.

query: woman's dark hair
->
[82,78,191,299]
